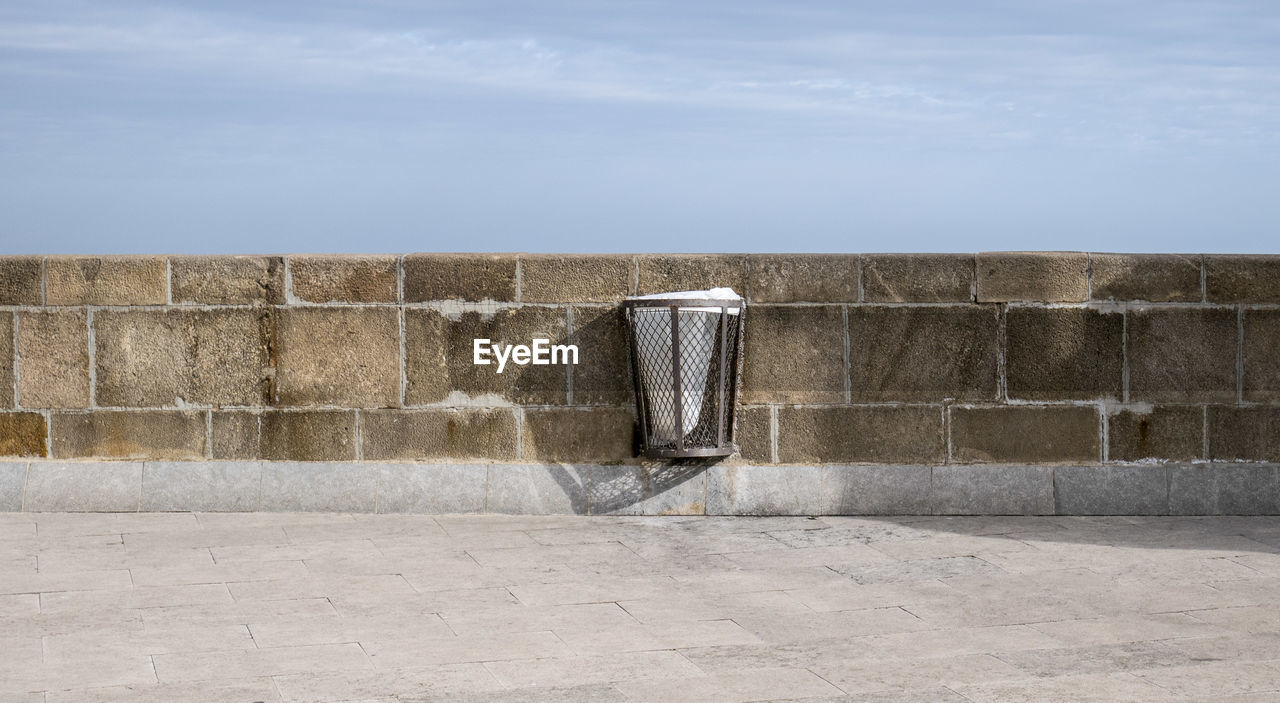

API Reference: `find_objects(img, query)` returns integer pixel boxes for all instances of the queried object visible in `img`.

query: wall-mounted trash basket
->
[624,287,745,459]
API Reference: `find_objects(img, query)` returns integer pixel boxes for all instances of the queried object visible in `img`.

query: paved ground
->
[3,514,1280,702]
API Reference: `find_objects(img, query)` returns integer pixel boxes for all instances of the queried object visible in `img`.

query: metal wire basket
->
[624,291,744,458]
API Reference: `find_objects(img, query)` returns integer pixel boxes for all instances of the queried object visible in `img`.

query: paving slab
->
[0,514,1278,700]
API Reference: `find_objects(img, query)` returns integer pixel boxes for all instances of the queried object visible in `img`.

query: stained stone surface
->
[2,513,1279,700]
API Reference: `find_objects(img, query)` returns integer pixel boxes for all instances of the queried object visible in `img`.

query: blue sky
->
[1,1,1277,254]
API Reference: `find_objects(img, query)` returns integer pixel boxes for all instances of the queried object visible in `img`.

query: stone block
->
[45,256,166,305]
[523,407,634,463]
[950,406,1099,463]
[570,305,631,406]
[376,463,487,513]
[360,409,517,460]
[23,461,141,511]
[1006,307,1123,400]
[0,412,47,457]
[589,465,707,515]
[259,461,378,512]
[861,254,974,303]
[1107,405,1203,462]
[848,306,998,401]
[735,406,772,463]
[741,305,845,404]
[405,307,568,406]
[1054,465,1168,515]
[16,311,90,408]
[0,256,42,304]
[142,461,261,511]
[1206,255,1280,303]
[521,255,633,302]
[1128,307,1237,403]
[706,464,932,515]
[259,410,356,461]
[932,465,1055,515]
[1169,464,1280,515]
[49,411,205,460]
[289,255,398,303]
[636,255,748,296]
[210,411,260,460]
[0,461,23,511]
[747,254,858,303]
[1244,310,1280,402]
[1090,253,1201,302]
[0,313,11,407]
[487,463,589,514]
[169,256,284,305]
[776,406,944,464]
[403,253,517,302]
[1208,407,1280,461]
[976,252,1089,302]
[275,307,400,407]
[94,309,269,407]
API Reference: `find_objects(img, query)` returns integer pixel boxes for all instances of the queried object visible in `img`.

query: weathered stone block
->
[741,306,845,404]
[861,254,973,303]
[259,461,377,512]
[211,411,260,460]
[521,255,633,303]
[1170,464,1280,515]
[1006,307,1123,400]
[45,256,167,305]
[0,412,46,457]
[1128,307,1236,403]
[275,307,399,407]
[170,256,284,305]
[706,464,932,515]
[570,305,631,406]
[0,461,23,511]
[403,253,517,302]
[16,311,89,408]
[24,461,142,512]
[94,309,269,407]
[405,307,568,406]
[747,254,858,303]
[487,463,589,514]
[1206,255,1280,303]
[0,256,42,304]
[290,255,398,303]
[523,407,634,463]
[735,406,772,463]
[1090,253,1201,302]
[848,306,998,402]
[976,252,1089,302]
[1208,407,1280,461]
[776,406,944,464]
[361,409,517,460]
[50,411,205,460]
[377,463,486,513]
[1107,405,1203,462]
[1244,310,1280,402]
[590,465,707,515]
[950,406,1099,463]
[259,410,356,461]
[636,255,747,296]
[142,461,262,511]
[932,465,1054,515]
[1055,465,1168,515]
[0,313,11,407]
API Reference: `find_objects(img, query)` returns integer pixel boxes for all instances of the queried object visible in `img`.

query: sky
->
[0,0,1277,254]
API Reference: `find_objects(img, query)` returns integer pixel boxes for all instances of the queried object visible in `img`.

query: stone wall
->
[1,252,1278,514]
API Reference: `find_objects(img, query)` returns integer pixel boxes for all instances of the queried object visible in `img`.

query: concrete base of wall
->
[4,461,1279,515]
